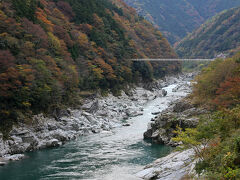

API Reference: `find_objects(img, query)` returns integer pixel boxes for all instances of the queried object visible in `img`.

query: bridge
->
[131,58,215,62]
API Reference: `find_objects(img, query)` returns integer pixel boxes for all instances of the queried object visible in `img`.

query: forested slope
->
[124,0,240,44]
[175,7,240,58]
[174,52,240,179]
[0,0,178,126]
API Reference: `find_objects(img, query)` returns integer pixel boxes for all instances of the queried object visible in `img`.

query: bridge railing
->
[130,58,215,61]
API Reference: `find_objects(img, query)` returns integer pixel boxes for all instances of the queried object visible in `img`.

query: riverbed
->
[0,83,190,180]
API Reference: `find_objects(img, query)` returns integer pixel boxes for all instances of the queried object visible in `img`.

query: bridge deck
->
[131,59,214,61]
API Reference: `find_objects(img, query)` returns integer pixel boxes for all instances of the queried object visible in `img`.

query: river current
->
[0,83,188,180]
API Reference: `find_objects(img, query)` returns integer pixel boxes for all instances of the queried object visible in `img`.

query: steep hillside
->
[0,0,178,126]
[124,0,240,44]
[175,7,240,58]
[174,52,240,179]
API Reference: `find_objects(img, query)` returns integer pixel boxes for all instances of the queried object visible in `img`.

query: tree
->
[214,77,240,108]
[47,32,61,55]
[22,18,49,48]
[0,50,15,73]
[56,1,75,20]
[12,0,38,21]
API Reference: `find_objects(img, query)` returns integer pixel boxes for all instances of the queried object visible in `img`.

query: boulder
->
[136,149,195,180]
[46,139,61,148]
[10,129,29,136]
[3,154,25,161]
[151,111,160,115]
[50,130,68,142]
[162,89,167,97]
[0,161,7,166]
[89,100,99,113]
[173,100,193,113]
[143,98,205,145]
[144,129,153,139]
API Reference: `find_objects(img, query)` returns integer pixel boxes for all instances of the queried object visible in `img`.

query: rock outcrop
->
[144,97,207,146]
[136,149,196,180]
[138,74,207,179]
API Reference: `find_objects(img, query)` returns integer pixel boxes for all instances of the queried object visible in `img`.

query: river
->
[0,83,189,180]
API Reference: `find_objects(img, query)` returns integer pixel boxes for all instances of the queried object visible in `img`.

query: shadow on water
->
[128,139,173,165]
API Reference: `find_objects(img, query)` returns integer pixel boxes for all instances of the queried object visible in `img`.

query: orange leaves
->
[78,32,89,48]
[93,14,104,28]
[36,7,53,31]
[79,24,93,34]
[92,67,104,80]
[94,58,116,80]
[17,64,35,82]
[0,10,7,21]
[53,25,73,48]
[213,76,240,108]
[22,41,35,56]
[39,0,48,6]
[52,8,66,20]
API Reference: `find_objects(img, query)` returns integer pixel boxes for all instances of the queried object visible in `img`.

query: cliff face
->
[124,0,240,45]
[0,0,179,126]
[175,7,240,58]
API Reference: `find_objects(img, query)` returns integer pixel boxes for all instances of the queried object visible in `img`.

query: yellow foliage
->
[0,10,7,21]
[92,66,104,80]
[23,41,34,50]
[93,13,104,28]
[78,32,89,48]
[47,32,61,55]
[36,8,53,31]
[22,101,31,107]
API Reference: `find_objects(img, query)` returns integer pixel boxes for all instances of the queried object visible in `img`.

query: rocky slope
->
[176,7,240,58]
[136,148,196,180]
[124,0,240,44]
[143,88,207,146]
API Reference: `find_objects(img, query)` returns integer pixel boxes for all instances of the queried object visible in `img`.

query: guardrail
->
[131,59,215,61]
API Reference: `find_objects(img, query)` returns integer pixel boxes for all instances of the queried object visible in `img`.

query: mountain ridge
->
[124,0,240,44]
[175,7,240,58]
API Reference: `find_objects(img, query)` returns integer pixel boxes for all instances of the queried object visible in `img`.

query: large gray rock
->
[162,89,167,97]
[173,100,193,113]
[3,154,25,161]
[136,149,195,180]
[144,99,206,146]
[46,139,62,148]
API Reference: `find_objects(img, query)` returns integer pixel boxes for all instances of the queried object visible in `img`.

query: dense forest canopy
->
[175,7,240,58]
[0,0,179,128]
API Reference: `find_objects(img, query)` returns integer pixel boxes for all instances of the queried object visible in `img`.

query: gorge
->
[0,74,194,179]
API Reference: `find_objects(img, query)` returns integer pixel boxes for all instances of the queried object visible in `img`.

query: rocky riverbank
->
[136,148,197,180]
[0,73,196,166]
[137,74,208,180]
[143,97,207,146]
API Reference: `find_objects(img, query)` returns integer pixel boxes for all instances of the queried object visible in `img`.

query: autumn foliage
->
[0,0,178,126]
[176,52,240,179]
[192,52,240,109]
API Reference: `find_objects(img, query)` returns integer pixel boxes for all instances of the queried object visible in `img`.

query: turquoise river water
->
[0,84,187,180]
